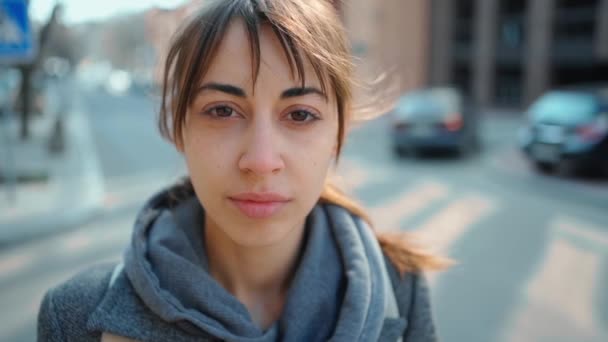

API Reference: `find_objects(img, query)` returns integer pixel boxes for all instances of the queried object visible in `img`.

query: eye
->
[287,109,320,123]
[203,105,238,118]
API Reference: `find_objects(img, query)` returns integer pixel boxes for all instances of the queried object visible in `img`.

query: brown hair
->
[158,0,450,275]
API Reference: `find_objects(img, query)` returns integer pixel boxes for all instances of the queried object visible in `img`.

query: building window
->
[499,0,526,49]
[453,0,475,44]
[554,0,598,42]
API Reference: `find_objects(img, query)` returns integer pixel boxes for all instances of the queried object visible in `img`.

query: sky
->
[31,0,188,24]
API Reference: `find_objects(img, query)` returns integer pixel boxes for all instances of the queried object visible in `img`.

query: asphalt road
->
[1,89,607,342]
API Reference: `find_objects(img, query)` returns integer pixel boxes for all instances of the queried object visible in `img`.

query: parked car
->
[519,89,608,173]
[390,87,479,157]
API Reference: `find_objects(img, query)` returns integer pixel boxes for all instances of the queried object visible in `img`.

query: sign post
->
[0,0,34,204]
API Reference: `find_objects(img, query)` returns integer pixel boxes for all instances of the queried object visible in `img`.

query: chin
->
[225,220,301,247]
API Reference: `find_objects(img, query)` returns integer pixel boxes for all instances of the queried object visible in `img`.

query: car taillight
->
[577,114,608,141]
[576,125,605,141]
[444,113,463,131]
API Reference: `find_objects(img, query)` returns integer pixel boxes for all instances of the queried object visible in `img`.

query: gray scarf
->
[122,186,391,342]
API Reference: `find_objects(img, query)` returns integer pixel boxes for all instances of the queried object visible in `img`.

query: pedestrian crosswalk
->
[336,159,497,256]
[370,180,450,231]
[336,158,607,341]
[413,193,496,253]
[0,158,607,342]
[500,216,608,342]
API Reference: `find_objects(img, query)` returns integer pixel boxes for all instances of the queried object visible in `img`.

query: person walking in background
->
[37,0,448,341]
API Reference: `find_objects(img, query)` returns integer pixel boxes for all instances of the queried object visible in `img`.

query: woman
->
[38,0,447,341]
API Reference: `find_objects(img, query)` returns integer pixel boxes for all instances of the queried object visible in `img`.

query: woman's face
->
[181,20,339,247]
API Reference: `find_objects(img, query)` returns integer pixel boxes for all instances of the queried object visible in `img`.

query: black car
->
[390,88,479,157]
[519,89,608,173]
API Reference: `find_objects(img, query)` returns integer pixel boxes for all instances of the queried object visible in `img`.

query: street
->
[1,89,607,342]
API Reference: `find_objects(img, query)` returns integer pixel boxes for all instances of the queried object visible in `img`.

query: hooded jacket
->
[38,182,438,342]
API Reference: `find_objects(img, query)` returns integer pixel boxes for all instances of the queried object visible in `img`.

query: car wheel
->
[410,147,423,159]
[393,145,406,158]
[535,161,558,174]
[456,140,472,158]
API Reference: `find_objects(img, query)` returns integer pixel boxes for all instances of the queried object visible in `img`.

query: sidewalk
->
[0,86,104,246]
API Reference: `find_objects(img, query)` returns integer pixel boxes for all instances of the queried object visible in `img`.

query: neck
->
[204,217,307,328]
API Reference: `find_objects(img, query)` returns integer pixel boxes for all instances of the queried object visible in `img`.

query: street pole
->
[0,0,40,204]
[0,83,17,204]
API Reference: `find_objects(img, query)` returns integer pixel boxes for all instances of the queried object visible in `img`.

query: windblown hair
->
[158,0,450,274]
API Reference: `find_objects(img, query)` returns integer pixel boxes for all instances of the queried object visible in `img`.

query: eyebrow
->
[281,87,327,101]
[198,83,246,97]
[197,82,327,101]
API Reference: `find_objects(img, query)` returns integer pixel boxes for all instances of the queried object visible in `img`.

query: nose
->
[238,119,285,175]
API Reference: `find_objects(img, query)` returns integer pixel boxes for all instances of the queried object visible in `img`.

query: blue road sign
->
[0,0,34,64]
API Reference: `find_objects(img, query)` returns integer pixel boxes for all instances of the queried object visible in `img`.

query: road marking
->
[370,180,450,231]
[501,216,608,342]
[413,193,496,286]
[552,216,608,250]
[415,194,496,253]
[527,239,599,332]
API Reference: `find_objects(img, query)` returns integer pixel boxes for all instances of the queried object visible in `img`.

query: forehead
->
[200,19,325,91]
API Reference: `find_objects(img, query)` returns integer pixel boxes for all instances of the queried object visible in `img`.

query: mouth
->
[228,192,291,219]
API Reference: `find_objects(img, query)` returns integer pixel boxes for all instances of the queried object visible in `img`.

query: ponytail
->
[320,182,451,275]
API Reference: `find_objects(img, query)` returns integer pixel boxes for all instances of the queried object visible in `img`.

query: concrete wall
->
[472,0,499,107]
[523,0,555,105]
[428,0,455,87]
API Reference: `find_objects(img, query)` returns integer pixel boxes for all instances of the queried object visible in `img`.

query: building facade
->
[144,1,201,82]
[430,0,608,108]
[342,0,430,95]
[344,0,608,110]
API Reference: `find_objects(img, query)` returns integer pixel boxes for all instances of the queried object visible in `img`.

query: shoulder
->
[383,255,439,341]
[383,254,420,310]
[38,262,118,342]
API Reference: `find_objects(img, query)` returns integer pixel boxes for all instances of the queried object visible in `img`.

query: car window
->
[530,92,599,122]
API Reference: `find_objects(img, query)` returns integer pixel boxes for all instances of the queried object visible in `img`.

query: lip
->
[228,192,291,219]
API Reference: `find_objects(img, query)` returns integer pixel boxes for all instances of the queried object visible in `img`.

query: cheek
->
[183,130,227,182]
[293,125,337,180]
[308,138,335,167]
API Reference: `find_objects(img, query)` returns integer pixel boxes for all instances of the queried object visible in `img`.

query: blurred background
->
[0,0,607,341]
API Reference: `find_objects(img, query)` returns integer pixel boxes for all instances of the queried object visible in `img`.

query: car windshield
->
[530,92,598,122]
